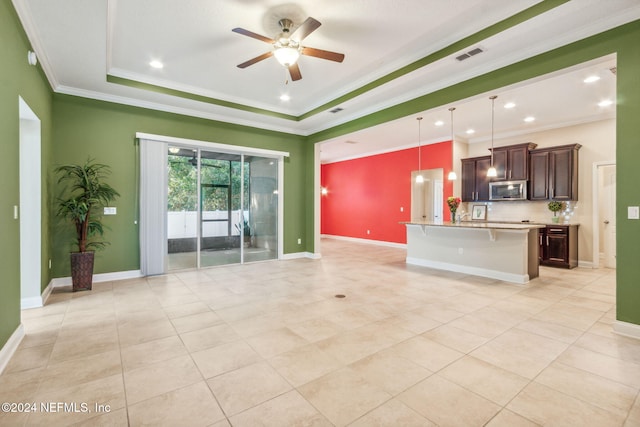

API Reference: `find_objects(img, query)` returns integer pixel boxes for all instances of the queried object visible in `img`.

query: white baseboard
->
[321,234,407,249]
[49,269,143,288]
[41,282,53,304]
[0,324,25,375]
[20,295,43,310]
[613,320,640,340]
[21,282,53,310]
[282,252,321,260]
[406,256,530,284]
[578,260,594,268]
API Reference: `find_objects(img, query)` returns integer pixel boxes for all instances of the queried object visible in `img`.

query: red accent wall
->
[321,141,454,244]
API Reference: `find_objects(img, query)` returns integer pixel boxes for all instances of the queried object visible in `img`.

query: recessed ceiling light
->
[524,116,535,122]
[584,75,600,83]
[279,94,290,101]
[598,99,613,107]
[149,60,164,69]
[466,129,475,135]
[434,120,444,126]
[504,102,516,109]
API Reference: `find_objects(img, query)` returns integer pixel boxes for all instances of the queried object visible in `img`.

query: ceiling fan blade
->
[301,47,345,63]
[290,17,321,42]
[288,63,302,81]
[237,51,273,68]
[232,27,275,44]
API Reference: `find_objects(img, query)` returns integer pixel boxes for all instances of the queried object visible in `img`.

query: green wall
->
[0,0,53,349]
[310,21,640,327]
[51,95,308,277]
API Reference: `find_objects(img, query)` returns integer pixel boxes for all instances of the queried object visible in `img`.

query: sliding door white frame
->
[137,133,289,275]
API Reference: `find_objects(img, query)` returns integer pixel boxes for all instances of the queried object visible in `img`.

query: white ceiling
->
[12,0,640,162]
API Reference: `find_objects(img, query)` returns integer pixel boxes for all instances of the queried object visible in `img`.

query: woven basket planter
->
[70,251,94,291]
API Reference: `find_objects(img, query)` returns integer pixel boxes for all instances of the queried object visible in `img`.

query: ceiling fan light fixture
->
[274,46,300,67]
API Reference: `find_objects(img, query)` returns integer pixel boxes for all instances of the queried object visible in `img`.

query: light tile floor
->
[1,238,639,426]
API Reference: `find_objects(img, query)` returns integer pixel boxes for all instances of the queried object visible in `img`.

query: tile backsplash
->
[460,200,579,224]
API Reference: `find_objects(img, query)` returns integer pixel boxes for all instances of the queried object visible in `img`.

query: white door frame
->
[137,133,288,273]
[592,160,616,269]
[19,97,42,309]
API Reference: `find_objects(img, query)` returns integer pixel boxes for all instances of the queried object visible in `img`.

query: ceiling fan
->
[232,17,345,81]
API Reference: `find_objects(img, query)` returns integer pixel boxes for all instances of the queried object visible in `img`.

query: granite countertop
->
[401,221,546,230]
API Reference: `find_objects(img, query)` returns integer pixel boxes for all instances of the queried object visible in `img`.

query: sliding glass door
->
[244,155,278,263]
[199,151,243,267]
[166,147,278,270]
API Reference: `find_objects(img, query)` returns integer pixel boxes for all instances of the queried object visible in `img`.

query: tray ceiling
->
[11,0,640,161]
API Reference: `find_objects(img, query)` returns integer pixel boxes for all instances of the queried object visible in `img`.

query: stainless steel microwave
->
[489,180,527,201]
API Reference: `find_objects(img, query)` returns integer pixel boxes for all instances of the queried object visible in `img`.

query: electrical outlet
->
[367,230,370,235]
[48,259,51,269]
[13,205,18,219]
[297,238,301,244]
[400,207,404,212]
[458,248,463,255]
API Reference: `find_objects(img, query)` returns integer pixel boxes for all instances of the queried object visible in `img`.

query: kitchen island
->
[402,221,545,284]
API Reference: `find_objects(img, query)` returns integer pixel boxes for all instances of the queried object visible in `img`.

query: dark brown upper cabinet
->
[529,144,581,200]
[489,142,537,181]
[461,156,492,202]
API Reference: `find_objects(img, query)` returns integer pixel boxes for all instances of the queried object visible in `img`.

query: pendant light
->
[487,95,498,177]
[415,117,424,183]
[447,107,457,181]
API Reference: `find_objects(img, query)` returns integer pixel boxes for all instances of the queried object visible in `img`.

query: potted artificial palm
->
[55,158,119,291]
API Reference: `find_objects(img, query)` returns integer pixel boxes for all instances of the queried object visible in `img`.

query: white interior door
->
[603,165,616,268]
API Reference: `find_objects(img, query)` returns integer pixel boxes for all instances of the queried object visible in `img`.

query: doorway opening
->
[411,169,444,222]
[19,97,42,309]
[593,162,616,269]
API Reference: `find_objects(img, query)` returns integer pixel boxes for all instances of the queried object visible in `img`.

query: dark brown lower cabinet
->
[539,224,578,268]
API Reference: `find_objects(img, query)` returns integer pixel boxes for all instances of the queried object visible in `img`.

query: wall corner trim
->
[613,320,640,340]
[0,324,25,375]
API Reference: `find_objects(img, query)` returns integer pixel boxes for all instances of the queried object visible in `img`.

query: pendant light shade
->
[487,95,498,177]
[448,107,457,181]
[415,117,424,183]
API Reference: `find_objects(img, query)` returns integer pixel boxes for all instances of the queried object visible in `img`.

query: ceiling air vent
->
[455,47,484,62]
[329,107,344,113]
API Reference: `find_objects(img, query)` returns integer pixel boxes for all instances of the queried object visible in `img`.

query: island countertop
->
[402,221,542,283]
[400,220,546,231]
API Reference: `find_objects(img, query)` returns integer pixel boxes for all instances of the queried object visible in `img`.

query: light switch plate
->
[628,206,639,220]
[104,207,117,215]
